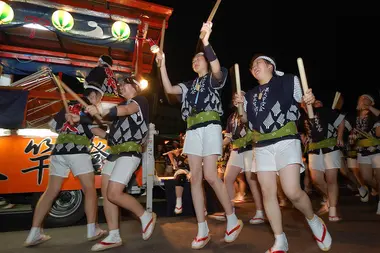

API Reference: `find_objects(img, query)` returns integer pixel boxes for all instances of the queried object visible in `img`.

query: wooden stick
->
[52,74,69,113]
[297,58,314,119]
[157,19,166,68]
[56,77,103,121]
[234,63,243,116]
[332,91,341,110]
[199,0,221,40]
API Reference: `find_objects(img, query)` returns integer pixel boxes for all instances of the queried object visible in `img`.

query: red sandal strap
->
[142,217,154,234]
[225,223,241,236]
[314,222,327,243]
[99,241,118,246]
[194,236,209,242]
[175,207,182,210]
[269,248,287,253]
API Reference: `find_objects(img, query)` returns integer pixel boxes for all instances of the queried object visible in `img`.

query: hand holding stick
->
[297,57,314,119]
[52,73,73,124]
[55,76,103,122]
[234,63,243,116]
[157,19,166,68]
[199,0,221,40]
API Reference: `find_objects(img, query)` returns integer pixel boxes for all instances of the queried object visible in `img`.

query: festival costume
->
[243,56,332,252]
[92,95,156,251]
[177,44,242,249]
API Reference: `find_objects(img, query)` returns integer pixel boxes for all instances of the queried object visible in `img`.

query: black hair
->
[100,55,113,66]
[122,76,141,94]
[83,88,102,97]
[249,53,276,74]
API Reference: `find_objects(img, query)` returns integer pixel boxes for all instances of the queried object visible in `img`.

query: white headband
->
[98,57,111,67]
[360,94,375,105]
[84,83,104,96]
[255,56,284,76]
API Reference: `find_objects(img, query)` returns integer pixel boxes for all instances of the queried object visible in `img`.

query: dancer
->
[78,76,156,251]
[223,107,265,224]
[156,21,243,249]
[24,83,107,247]
[234,54,332,252]
[302,100,345,221]
[350,94,380,214]
[85,55,118,96]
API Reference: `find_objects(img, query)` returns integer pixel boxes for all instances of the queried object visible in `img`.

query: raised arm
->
[155,51,182,95]
[200,22,223,82]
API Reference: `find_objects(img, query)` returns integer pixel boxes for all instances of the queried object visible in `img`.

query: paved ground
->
[1,190,379,253]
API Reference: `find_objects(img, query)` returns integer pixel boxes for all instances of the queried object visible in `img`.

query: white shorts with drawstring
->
[227,149,253,172]
[102,156,141,185]
[183,124,223,157]
[49,154,94,178]
[252,139,304,173]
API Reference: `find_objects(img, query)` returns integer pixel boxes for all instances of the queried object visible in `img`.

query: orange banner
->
[0,135,109,194]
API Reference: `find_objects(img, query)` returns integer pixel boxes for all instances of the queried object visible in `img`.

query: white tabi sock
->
[272,233,288,251]
[226,212,238,232]
[87,223,96,238]
[176,197,182,208]
[101,229,121,243]
[140,211,153,230]
[26,227,41,243]
[307,214,324,238]
[197,221,209,238]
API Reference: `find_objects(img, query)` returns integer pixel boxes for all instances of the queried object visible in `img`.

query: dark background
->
[147,1,379,127]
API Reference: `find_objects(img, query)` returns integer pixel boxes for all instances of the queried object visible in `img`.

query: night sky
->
[147,1,378,124]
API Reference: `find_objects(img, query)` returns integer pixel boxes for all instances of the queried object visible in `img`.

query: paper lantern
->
[0,1,14,25]
[112,21,130,41]
[51,10,74,32]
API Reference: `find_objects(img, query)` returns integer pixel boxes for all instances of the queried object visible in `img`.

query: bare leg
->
[279,164,314,220]
[101,175,119,231]
[203,155,233,215]
[32,175,65,227]
[107,181,145,217]
[187,154,205,223]
[236,173,247,197]
[257,171,282,234]
[325,169,339,218]
[77,172,97,224]
[309,168,328,197]
[224,165,242,204]
[245,171,264,211]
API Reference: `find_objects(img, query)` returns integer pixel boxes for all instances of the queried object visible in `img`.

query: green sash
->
[232,131,253,149]
[187,111,220,129]
[308,138,337,151]
[56,133,91,147]
[356,138,380,147]
[251,121,297,143]
[109,141,142,154]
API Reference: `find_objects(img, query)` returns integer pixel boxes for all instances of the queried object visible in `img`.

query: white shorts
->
[357,153,380,168]
[347,157,358,169]
[49,154,94,178]
[101,156,141,185]
[309,150,342,172]
[253,139,304,173]
[183,124,223,157]
[227,149,253,172]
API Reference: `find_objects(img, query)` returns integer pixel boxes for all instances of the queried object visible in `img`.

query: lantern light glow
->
[112,20,130,41]
[0,1,14,25]
[140,79,148,90]
[51,10,74,32]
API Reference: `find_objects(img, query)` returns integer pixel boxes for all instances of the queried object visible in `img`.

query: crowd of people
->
[19,19,379,253]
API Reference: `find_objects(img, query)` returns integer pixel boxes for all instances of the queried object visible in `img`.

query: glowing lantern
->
[0,1,14,25]
[51,10,74,32]
[140,79,148,90]
[112,21,130,41]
